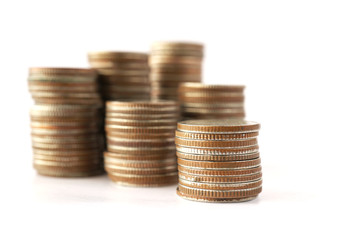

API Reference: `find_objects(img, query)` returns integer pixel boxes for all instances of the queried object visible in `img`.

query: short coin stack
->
[104,101,180,186]
[28,68,104,177]
[28,68,102,106]
[175,119,262,202]
[88,52,150,101]
[178,83,245,120]
[149,42,204,100]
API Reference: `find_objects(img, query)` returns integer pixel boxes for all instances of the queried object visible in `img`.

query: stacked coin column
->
[88,52,150,101]
[175,119,262,202]
[149,42,204,101]
[28,68,104,177]
[104,101,179,186]
[178,83,246,120]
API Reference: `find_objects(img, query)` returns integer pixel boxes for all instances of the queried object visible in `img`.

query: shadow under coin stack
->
[104,101,180,186]
[88,52,150,101]
[175,119,262,202]
[178,83,245,120]
[149,42,204,100]
[28,68,104,177]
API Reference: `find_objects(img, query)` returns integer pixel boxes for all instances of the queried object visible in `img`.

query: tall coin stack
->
[88,52,150,101]
[178,83,245,120]
[149,42,204,100]
[175,119,262,202]
[28,68,104,177]
[104,101,180,186]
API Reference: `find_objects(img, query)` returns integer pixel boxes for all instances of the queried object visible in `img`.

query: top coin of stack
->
[88,52,150,101]
[28,68,102,106]
[149,42,204,100]
[178,83,245,120]
[175,119,262,203]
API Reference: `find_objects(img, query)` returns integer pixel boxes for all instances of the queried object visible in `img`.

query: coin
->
[178,165,262,176]
[178,171,262,183]
[29,67,97,77]
[177,119,260,133]
[107,145,175,154]
[177,158,261,169]
[175,130,258,140]
[179,178,262,191]
[105,165,178,175]
[108,172,178,187]
[88,51,148,61]
[177,184,262,198]
[176,151,260,161]
[179,83,245,92]
[104,158,177,168]
[175,138,257,148]
[176,189,258,203]
[104,151,176,161]
[151,42,203,51]
[176,145,259,155]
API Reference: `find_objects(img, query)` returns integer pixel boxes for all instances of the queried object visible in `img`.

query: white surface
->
[0,0,359,239]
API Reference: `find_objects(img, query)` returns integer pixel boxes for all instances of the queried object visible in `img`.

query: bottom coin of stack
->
[104,101,180,187]
[30,105,104,177]
[175,119,262,202]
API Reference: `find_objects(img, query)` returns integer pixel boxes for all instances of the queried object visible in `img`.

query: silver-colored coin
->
[176,146,259,155]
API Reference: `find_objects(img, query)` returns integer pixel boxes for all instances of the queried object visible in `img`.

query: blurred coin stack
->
[149,42,204,100]
[28,68,104,177]
[88,52,150,101]
[104,101,180,186]
[175,119,262,202]
[178,83,245,120]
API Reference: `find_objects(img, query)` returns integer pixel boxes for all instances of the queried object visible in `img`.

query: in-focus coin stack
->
[104,101,180,186]
[178,83,245,120]
[88,52,150,101]
[28,68,104,177]
[149,42,204,100]
[175,119,262,202]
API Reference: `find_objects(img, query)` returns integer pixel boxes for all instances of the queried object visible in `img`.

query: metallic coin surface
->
[179,178,262,190]
[178,165,262,176]
[175,138,258,148]
[177,184,262,198]
[176,189,258,203]
[178,171,262,183]
[175,130,258,140]
[176,151,260,161]
[177,158,261,170]
[177,119,260,133]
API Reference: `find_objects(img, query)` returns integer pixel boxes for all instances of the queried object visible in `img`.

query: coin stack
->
[28,68,104,177]
[88,52,150,101]
[175,119,262,203]
[178,83,245,120]
[149,42,204,100]
[28,68,102,106]
[104,101,180,186]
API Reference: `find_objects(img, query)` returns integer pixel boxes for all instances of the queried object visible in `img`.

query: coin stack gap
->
[175,119,262,203]
[149,42,204,100]
[178,83,245,120]
[28,68,104,177]
[88,52,150,101]
[104,101,180,187]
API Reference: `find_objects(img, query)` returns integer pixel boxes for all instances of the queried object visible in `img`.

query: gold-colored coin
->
[177,158,261,170]
[175,130,258,140]
[176,189,258,203]
[177,184,262,199]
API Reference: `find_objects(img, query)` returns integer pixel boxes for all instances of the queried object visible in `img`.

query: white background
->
[0,0,359,239]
